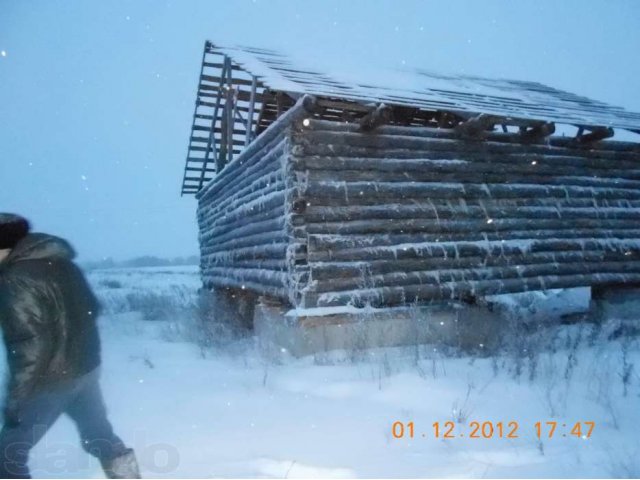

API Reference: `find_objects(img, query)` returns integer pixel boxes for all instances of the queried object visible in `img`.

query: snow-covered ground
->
[1,266,639,478]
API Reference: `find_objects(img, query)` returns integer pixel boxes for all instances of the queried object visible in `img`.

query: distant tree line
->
[81,255,199,271]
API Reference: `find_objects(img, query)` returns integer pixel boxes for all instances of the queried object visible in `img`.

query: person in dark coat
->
[0,213,140,479]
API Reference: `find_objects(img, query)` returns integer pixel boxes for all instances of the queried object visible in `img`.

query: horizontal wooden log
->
[206,205,285,235]
[309,260,640,293]
[202,276,288,302]
[198,170,283,224]
[200,229,288,255]
[207,141,285,204]
[303,169,640,191]
[200,227,288,253]
[203,207,285,243]
[303,217,640,236]
[300,204,640,223]
[203,266,287,288]
[208,258,288,270]
[304,181,640,202]
[304,237,640,263]
[200,243,288,261]
[300,118,640,154]
[202,194,285,230]
[292,154,640,179]
[308,249,631,281]
[291,130,640,162]
[200,216,285,245]
[302,193,640,210]
[199,173,284,225]
[307,229,640,258]
[197,94,315,201]
[303,196,640,211]
[306,272,640,308]
[292,142,640,167]
[198,137,285,207]
[201,182,286,227]
[200,190,283,220]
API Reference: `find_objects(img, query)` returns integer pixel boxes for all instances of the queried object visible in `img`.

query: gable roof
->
[212,43,640,129]
[181,41,640,195]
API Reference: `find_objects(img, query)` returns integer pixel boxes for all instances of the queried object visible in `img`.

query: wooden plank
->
[201,74,255,87]
[185,167,216,172]
[191,131,246,142]
[246,76,258,147]
[181,43,210,196]
[197,99,251,112]
[202,61,244,71]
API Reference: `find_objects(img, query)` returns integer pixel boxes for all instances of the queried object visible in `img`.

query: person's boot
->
[100,448,141,479]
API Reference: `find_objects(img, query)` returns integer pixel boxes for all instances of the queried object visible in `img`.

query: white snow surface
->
[0,266,638,478]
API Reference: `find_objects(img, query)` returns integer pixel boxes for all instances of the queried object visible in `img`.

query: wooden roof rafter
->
[181,42,267,195]
[181,41,640,195]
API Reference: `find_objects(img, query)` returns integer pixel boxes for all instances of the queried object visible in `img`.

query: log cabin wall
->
[289,118,640,309]
[196,99,313,305]
[196,126,291,301]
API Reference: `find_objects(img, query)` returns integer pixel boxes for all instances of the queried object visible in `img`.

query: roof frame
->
[181,41,640,195]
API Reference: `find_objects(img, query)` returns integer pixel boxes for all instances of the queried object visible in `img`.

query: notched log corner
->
[519,122,556,143]
[454,114,498,140]
[358,103,393,132]
[301,94,320,114]
[291,198,307,214]
[575,126,614,145]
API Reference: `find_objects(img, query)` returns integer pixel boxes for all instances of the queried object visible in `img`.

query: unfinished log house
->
[181,42,640,348]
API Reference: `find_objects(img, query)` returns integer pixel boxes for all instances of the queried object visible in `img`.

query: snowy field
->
[1,266,639,478]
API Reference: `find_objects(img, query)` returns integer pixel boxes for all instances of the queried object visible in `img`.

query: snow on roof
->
[212,42,640,131]
[181,41,640,195]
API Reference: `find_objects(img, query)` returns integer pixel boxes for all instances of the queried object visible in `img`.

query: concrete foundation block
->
[590,286,640,323]
[254,299,502,358]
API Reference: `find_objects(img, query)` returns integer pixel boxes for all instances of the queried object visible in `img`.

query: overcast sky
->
[1,0,639,261]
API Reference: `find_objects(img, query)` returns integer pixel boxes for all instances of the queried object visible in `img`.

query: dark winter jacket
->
[0,233,101,422]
